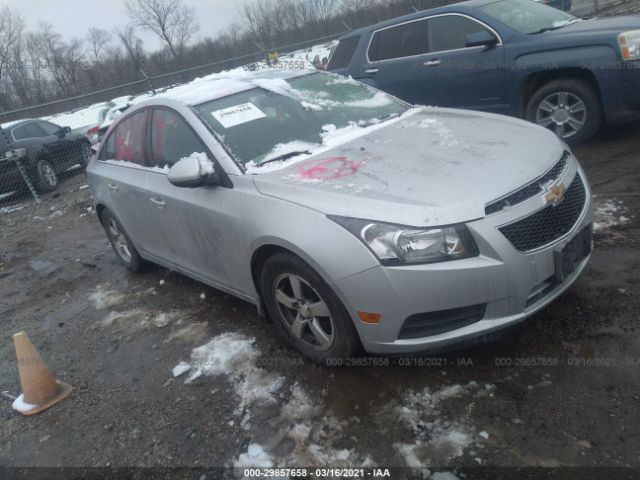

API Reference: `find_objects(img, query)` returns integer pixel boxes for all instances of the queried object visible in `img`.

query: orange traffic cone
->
[12,331,72,416]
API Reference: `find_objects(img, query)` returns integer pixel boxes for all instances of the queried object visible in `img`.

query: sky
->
[1,0,242,52]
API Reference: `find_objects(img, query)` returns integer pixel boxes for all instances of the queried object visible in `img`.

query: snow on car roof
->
[157,68,314,106]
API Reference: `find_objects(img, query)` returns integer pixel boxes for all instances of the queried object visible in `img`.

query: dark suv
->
[0,119,92,194]
[328,0,640,144]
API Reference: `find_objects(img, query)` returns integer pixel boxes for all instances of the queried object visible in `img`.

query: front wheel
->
[261,253,361,365]
[79,141,92,168]
[526,79,602,145]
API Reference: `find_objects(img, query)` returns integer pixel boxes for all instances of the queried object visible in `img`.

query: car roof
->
[343,0,493,37]
[149,68,315,107]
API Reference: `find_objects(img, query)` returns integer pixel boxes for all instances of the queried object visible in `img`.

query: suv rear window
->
[327,36,360,70]
[368,20,428,62]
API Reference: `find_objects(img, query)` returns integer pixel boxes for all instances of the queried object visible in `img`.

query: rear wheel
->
[261,252,361,365]
[526,79,601,145]
[101,209,144,272]
[33,159,58,193]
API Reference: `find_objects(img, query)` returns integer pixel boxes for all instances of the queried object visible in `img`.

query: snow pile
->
[594,199,631,232]
[89,284,127,310]
[393,382,493,467]
[0,202,28,215]
[233,383,373,468]
[183,333,285,425]
[178,151,215,175]
[401,117,470,151]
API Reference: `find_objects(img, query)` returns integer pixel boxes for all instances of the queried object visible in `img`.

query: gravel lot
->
[0,119,639,479]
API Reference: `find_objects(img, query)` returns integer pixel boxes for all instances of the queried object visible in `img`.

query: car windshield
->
[480,0,578,34]
[194,73,407,167]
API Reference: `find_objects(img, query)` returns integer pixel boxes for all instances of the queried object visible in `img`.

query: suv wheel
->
[101,209,144,272]
[33,159,59,193]
[261,252,361,365]
[526,79,601,145]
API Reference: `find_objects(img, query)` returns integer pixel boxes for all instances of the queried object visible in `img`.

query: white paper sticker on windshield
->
[211,102,266,128]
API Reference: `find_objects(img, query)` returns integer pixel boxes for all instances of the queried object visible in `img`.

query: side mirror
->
[465,31,498,49]
[59,126,71,137]
[168,153,219,188]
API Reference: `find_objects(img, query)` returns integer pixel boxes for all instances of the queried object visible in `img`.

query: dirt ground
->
[0,119,639,479]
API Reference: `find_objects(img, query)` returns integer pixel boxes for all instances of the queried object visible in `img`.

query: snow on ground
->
[89,283,128,310]
[182,333,285,427]
[392,382,494,468]
[594,198,631,232]
[0,202,29,215]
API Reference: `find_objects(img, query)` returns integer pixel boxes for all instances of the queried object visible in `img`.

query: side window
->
[109,111,147,165]
[150,109,208,168]
[369,20,428,62]
[428,15,494,53]
[13,123,46,140]
[327,36,360,70]
[38,122,61,136]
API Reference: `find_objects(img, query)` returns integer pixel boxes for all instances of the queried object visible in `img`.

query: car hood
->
[252,108,566,226]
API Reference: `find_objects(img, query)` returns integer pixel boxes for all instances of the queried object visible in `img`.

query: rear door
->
[362,18,441,105]
[96,110,151,246]
[423,14,507,112]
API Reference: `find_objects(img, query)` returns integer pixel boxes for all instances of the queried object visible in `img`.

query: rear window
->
[327,36,360,70]
[368,20,428,62]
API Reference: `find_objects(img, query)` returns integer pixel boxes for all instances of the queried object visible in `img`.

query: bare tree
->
[124,0,199,60]
[87,28,112,64]
[115,25,145,72]
[0,6,24,108]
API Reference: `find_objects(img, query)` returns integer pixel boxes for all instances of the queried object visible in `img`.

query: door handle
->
[150,197,166,209]
[423,59,442,67]
[107,183,119,191]
[365,68,379,74]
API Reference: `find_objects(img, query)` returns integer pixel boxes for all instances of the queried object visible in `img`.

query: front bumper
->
[334,166,594,354]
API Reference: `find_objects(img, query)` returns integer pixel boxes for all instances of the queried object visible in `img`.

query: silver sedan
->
[87,70,593,364]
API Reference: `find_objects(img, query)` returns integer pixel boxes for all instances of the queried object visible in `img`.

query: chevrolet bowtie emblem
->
[545,182,567,207]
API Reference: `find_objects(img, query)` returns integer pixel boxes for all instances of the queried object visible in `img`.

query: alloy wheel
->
[107,218,132,264]
[41,163,58,187]
[536,91,587,140]
[273,273,335,351]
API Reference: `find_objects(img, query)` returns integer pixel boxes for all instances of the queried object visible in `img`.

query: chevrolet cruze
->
[87,70,593,364]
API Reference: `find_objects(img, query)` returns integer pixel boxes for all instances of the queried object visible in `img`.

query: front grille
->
[499,174,587,252]
[398,304,486,340]
[485,151,571,215]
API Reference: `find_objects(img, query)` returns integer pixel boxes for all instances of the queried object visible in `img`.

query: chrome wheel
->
[273,273,334,351]
[107,218,132,264]
[41,162,57,187]
[536,91,587,140]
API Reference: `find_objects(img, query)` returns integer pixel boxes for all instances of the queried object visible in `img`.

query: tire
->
[260,252,361,365]
[33,158,59,193]
[526,79,602,145]
[79,141,92,168]
[101,209,144,272]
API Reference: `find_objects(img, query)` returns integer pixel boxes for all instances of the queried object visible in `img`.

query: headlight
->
[329,216,479,266]
[618,30,640,61]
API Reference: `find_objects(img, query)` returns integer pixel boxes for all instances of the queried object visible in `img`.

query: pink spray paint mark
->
[297,156,365,180]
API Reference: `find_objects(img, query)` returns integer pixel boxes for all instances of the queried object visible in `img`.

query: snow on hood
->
[252,107,566,226]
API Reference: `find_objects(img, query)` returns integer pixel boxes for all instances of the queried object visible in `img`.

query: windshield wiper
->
[259,150,311,166]
[530,19,581,34]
